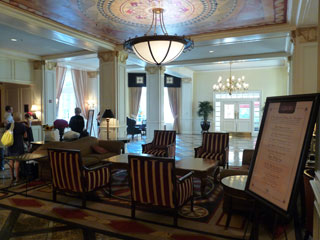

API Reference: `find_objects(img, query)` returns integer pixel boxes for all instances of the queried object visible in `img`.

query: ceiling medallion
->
[123,8,194,65]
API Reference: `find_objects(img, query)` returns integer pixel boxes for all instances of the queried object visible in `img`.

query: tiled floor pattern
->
[0,134,297,240]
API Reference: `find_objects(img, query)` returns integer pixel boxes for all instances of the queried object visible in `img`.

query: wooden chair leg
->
[174,210,178,226]
[191,197,194,212]
[225,212,232,229]
[131,202,136,218]
[52,188,57,202]
[81,193,86,208]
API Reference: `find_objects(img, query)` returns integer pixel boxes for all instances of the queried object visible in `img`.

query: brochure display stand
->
[245,94,320,239]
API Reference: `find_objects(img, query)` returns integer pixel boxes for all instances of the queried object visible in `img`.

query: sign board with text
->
[245,94,320,216]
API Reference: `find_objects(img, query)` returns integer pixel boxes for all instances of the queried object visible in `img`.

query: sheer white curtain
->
[130,87,142,118]
[71,69,88,119]
[167,88,180,132]
[56,66,67,115]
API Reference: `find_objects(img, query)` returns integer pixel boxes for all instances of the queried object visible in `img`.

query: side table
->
[221,175,253,229]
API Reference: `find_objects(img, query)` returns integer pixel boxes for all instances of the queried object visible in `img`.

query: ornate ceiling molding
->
[98,51,128,64]
[33,60,45,70]
[145,66,166,75]
[296,27,318,43]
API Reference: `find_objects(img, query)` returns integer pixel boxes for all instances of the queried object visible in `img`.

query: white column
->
[43,62,56,125]
[180,78,193,134]
[145,66,165,141]
[291,27,318,94]
[86,71,99,137]
[98,51,128,139]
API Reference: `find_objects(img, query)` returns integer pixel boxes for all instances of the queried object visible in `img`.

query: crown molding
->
[0,48,41,60]
[0,2,115,52]
[191,24,296,42]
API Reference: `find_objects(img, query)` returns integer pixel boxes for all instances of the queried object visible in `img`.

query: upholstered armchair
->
[194,132,229,168]
[127,117,141,139]
[142,130,176,157]
[128,155,194,226]
[47,148,111,208]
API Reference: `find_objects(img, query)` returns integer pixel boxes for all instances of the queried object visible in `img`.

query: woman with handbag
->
[7,114,26,182]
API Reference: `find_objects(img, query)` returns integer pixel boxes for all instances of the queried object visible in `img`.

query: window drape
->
[71,69,88,119]
[56,66,67,115]
[167,88,180,133]
[130,87,142,118]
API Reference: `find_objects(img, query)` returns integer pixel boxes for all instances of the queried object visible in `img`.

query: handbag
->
[1,122,14,147]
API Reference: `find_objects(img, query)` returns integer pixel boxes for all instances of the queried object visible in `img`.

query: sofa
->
[33,136,123,181]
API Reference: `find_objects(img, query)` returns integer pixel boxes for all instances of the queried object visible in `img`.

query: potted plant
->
[197,101,213,132]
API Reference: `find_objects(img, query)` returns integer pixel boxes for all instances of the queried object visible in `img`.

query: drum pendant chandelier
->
[124,8,193,65]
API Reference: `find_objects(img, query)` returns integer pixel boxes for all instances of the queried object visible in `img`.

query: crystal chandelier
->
[124,8,193,65]
[213,62,249,95]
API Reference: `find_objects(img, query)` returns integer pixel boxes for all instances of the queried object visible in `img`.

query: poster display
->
[246,94,320,215]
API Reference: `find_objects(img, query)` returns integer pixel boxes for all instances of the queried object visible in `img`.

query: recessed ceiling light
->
[209,50,214,53]
[11,38,17,42]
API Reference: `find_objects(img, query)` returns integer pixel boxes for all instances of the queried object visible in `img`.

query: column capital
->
[33,60,45,70]
[87,71,99,78]
[295,27,318,43]
[145,66,166,75]
[45,62,57,70]
[98,50,128,64]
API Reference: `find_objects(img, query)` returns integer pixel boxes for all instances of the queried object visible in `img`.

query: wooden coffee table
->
[104,153,219,196]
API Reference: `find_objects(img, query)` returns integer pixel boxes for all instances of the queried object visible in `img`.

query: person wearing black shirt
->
[69,107,84,134]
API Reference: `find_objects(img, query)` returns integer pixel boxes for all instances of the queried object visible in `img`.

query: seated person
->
[69,107,85,135]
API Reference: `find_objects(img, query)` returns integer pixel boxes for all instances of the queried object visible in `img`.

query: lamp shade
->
[102,109,114,118]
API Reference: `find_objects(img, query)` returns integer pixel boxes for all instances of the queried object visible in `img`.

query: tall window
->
[136,87,146,124]
[57,69,77,121]
[136,87,174,124]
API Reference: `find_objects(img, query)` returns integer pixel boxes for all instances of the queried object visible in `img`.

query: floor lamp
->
[102,109,114,140]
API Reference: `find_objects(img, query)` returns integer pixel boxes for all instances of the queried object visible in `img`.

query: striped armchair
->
[194,132,229,169]
[142,130,176,157]
[128,155,194,226]
[48,148,111,208]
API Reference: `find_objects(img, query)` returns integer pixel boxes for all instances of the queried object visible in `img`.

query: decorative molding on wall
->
[295,27,318,43]
[33,60,45,70]
[87,71,98,78]
[45,62,57,70]
[98,51,128,64]
[145,66,166,75]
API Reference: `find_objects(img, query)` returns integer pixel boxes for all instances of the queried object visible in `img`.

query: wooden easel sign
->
[246,94,320,216]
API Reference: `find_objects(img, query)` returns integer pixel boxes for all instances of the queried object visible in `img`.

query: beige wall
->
[192,67,288,132]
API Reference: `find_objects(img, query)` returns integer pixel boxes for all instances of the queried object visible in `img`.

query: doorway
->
[214,91,261,136]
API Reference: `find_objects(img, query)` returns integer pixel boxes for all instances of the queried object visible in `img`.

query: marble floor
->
[126,133,257,167]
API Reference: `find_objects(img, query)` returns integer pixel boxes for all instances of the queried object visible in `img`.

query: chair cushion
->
[92,144,108,154]
[198,152,224,160]
[144,149,167,157]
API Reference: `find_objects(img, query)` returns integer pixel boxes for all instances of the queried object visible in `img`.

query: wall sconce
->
[87,100,95,109]
[31,105,41,120]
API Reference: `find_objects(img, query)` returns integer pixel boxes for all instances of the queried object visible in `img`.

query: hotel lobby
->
[0,0,319,239]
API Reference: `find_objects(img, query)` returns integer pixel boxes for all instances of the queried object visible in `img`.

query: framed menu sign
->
[246,94,320,216]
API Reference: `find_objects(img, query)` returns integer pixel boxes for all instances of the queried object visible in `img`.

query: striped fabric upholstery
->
[83,167,110,192]
[177,177,193,206]
[198,152,224,160]
[144,149,167,157]
[48,150,84,192]
[203,133,229,153]
[153,131,176,146]
[130,157,175,208]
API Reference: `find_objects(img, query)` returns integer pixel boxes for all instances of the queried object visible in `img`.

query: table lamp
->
[102,109,114,140]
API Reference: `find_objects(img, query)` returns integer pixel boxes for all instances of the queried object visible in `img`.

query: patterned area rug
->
[0,175,249,240]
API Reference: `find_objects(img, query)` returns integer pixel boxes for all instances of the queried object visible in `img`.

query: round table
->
[221,174,252,229]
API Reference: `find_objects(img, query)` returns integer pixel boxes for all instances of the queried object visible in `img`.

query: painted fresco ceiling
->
[2,0,287,44]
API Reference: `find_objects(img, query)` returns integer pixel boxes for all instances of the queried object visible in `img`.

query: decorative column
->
[145,66,166,141]
[98,51,128,139]
[180,78,193,134]
[291,27,318,94]
[32,60,44,119]
[87,71,99,137]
